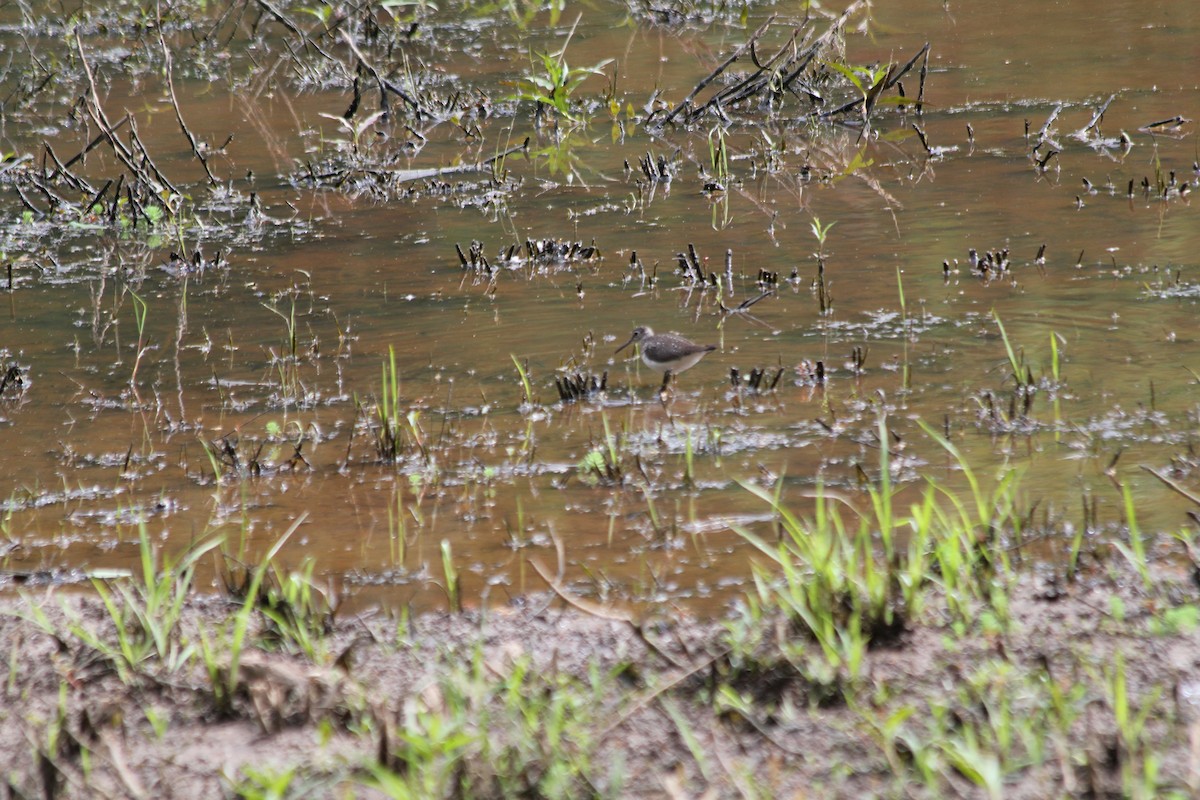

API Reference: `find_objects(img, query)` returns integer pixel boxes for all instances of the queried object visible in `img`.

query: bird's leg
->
[659,371,673,393]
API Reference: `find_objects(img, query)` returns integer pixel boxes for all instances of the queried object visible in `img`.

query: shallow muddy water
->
[1,0,1198,612]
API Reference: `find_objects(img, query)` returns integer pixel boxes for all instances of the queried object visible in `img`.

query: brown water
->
[1,0,1199,612]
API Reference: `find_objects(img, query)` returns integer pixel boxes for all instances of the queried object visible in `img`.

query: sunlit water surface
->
[1,0,1198,613]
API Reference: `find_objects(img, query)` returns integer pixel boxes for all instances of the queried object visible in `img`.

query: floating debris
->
[756,269,779,290]
[523,238,601,266]
[910,123,957,158]
[676,243,720,288]
[964,247,1010,279]
[719,290,774,321]
[626,251,656,288]
[637,151,672,183]
[797,359,826,386]
[555,371,607,403]
[0,365,23,397]
[163,247,226,276]
[1139,115,1190,133]
[456,240,493,274]
[455,238,601,275]
[730,366,784,394]
[1034,148,1059,171]
[849,345,868,375]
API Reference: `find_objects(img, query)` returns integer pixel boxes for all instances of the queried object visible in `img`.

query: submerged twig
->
[1142,465,1200,508]
[385,137,528,182]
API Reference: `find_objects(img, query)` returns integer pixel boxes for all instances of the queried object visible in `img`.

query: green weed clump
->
[576,411,625,486]
[509,17,613,124]
[368,646,606,798]
[363,345,428,464]
[857,650,1174,799]
[252,557,338,660]
[200,517,306,716]
[727,414,1024,698]
[53,524,222,682]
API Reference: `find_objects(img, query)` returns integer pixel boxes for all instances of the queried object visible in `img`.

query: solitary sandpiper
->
[615,326,717,389]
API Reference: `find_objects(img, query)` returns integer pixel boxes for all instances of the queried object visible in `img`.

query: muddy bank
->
[3,566,1199,798]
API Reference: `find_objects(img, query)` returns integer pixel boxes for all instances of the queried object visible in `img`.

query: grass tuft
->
[727,414,1026,699]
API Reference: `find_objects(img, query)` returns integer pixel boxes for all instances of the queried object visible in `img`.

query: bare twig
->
[717,27,809,110]
[254,0,336,61]
[83,179,113,215]
[126,115,181,197]
[14,185,43,217]
[678,0,871,124]
[528,558,685,669]
[338,29,422,116]
[660,15,776,126]
[74,32,180,201]
[1082,94,1116,135]
[42,144,95,194]
[597,646,731,739]
[381,137,528,183]
[60,116,129,172]
[916,42,929,113]
[884,43,929,93]
[159,31,219,184]
[1142,465,1200,508]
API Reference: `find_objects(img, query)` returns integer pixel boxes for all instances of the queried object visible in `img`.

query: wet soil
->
[3,563,1200,798]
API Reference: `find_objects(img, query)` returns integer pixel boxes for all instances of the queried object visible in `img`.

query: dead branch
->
[42,144,96,194]
[60,115,129,172]
[381,137,528,182]
[338,29,422,117]
[667,0,871,126]
[528,558,685,669]
[253,0,336,61]
[74,33,180,202]
[159,31,219,185]
[660,15,776,126]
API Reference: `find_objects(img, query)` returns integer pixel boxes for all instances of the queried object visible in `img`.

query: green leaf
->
[823,60,867,93]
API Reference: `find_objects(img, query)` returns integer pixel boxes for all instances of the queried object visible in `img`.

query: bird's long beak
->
[615,334,637,354]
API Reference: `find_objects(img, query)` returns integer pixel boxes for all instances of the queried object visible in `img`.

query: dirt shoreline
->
[3,566,1199,798]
